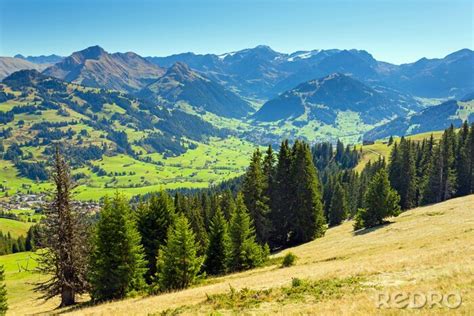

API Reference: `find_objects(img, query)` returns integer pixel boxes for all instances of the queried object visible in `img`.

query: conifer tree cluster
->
[29,123,474,306]
[388,123,474,208]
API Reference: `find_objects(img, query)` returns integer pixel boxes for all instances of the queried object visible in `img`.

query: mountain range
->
[1,45,474,143]
[147,46,474,100]
[364,96,474,140]
[42,46,165,93]
[0,69,224,157]
[253,73,420,125]
[138,62,252,118]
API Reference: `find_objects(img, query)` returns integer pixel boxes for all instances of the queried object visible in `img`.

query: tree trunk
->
[60,287,75,307]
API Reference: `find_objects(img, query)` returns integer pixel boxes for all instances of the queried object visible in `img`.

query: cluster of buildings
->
[0,193,100,213]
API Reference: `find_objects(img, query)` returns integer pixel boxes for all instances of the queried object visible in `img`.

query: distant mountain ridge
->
[147,46,474,99]
[253,73,420,125]
[364,98,474,140]
[14,54,63,65]
[0,57,47,80]
[43,46,165,92]
[9,46,474,100]
[139,62,252,118]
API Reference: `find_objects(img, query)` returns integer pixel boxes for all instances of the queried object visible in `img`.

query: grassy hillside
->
[2,195,471,315]
[354,130,445,172]
[0,218,33,238]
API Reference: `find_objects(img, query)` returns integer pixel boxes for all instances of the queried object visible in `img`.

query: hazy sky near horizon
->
[0,0,472,64]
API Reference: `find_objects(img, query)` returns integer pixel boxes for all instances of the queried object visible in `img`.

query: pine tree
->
[137,191,176,282]
[262,145,275,205]
[388,141,401,192]
[89,193,146,301]
[229,193,267,270]
[34,146,89,307]
[200,193,213,228]
[388,135,394,146]
[219,189,236,221]
[469,123,474,193]
[242,148,270,243]
[270,140,293,248]
[289,141,326,244]
[328,182,348,226]
[188,196,209,253]
[397,138,417,209]
[423,128,457,203]
[417,135,434,204]
[204,208,231,275]
[156,215,203,291]
[0,265,7,315]
[355,169,401,229]
[455,121,472,196]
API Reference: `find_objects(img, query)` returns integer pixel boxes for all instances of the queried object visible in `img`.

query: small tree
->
[0,265,7,315]
[137,191,176,283]
[34,146,89,307]
[328,182,348,227]
[355,169,400,229]
[204,208,231,275]
[156,215,203,291]
[229,193,268,271]
[89,193,146,301]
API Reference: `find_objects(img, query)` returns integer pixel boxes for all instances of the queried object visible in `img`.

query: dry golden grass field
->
[5,195,473,315]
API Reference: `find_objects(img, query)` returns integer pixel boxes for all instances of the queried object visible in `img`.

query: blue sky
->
[0,0,472,64]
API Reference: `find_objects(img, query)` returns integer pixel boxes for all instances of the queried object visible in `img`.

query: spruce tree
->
[137,191,176,282]
[188,196,209,253]
[89,193,146,301]
[34,146,89,307]
[398,138,417,209]
[289,141,326,244]
[270,140,293,248]
[0,265,7,315]
[220,189,236,221]
[262,145,276,205]
[423,128,457,203]
[355,169,400,229]
[229,193,267,271]
[388,135,394,146]
[156,215,203,291]
[328,182,348,226]
[456,121,472,196]
[469,123,474,193]
[204,208,231,275]
[242,148,270,243]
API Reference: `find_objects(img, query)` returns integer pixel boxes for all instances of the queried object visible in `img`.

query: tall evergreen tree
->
[242,148,270,243]
[34,146,89,307]
[0,265,7,315]
[137,191,176,283]
[328,182,348,226]
[229,194,268,271]
[220,189,236,221]
[270,140,293,248]
[289,141,326,244]
[262,145,276,204]
[456,121,472,196]
[355,169,400,229]
[469,123,474,193]
[188,196,209,253]
[204,208,231,275]
[423,128,457,203]
[89,193,146,301]
[156,215,203,291]
[398,138,417,209]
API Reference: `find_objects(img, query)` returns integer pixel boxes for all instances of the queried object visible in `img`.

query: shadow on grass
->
[353,221,392,236]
